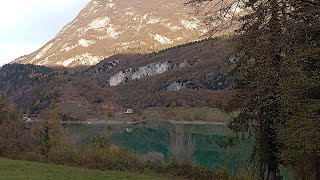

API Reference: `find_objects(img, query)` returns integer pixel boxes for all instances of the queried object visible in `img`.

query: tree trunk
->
[268,171,276,180]
[259,162,265,180]
[315,155,320,180]
[268,163,277,180]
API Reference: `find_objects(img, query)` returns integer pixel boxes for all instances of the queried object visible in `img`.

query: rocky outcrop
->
[109,60,196,86]
[204,74,231,90]
[94,60,120,74]
[166,81,188,91]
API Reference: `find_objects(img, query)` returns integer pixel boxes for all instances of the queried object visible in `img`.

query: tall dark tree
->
[0,93,24,157]
[186,0,320,179]
[278,1,320,179]
[230,2,288,179]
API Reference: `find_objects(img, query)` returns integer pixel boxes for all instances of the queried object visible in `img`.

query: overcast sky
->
[0,0,90,66]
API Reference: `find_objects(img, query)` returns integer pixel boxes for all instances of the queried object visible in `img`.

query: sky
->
[0,0,90,66]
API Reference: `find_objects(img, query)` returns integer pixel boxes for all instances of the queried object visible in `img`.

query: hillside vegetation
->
[0,38,234,116]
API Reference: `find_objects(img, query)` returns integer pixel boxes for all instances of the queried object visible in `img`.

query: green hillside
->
[0,158,164,180]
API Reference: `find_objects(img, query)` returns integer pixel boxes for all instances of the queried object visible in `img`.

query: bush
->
[106,110,114,118]
[143,159,223,180]
[230,171,255,180]
[142,151,165,163]
[170,101,177,108]
[183,113,193,121]
[0,93,26,158]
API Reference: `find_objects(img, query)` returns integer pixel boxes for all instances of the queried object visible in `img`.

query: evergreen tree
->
[187,0,320,179]
[230,1,320,179]
[278,1,320,178]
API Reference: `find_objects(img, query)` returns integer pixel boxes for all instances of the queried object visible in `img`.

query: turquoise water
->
[64,121,292,178]
[65,121,251,173]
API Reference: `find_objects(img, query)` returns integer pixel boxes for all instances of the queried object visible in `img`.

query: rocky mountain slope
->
[2,38,235,115]
[13,0,209,67]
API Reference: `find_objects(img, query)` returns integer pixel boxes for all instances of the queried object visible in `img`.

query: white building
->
[125,109,134,114]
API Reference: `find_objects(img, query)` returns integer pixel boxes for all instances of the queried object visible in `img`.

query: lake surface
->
[64,121,292,179]
[64,121,251,172]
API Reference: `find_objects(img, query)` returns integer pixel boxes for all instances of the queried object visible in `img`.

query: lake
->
[64,121,250,172]
[64,121,292,179]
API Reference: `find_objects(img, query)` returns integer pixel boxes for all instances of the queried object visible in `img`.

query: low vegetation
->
[0,158,162,180]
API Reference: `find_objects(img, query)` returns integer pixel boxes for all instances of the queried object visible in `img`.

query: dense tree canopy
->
[187,0,320,179]
[0,93,20,124]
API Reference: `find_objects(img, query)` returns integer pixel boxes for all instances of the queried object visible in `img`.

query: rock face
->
[13,0,208,67]
[109,61,171,86]
[109,60,196,86]
[166,81,188,91]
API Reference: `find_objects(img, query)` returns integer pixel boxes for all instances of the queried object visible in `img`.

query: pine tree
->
[187,0,320,179]
[230,1,320,179]
[277,1,320,179]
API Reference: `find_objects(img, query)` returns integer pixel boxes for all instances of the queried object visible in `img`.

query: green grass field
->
[142,107,236,122]
[57,102,235,123]
[0,158,164,180]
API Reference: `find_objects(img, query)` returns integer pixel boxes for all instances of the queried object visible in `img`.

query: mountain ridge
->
[13,0,209,67]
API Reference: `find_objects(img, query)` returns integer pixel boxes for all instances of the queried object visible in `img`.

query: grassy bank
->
[141,107,235,122]
[0,158,164,180]
[56,102,235,123]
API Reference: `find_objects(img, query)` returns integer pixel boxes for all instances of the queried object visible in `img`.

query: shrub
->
[170,101,177,108]
[141,151,165,163]
[183,113,193,121]
[106,110,114,118]
[0,93,26,158]
[143,159,223,180]
[230,171,255,180]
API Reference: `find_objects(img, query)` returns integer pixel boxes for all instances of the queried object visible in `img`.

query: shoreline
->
[167,120,227,125]
[27,119,228,126]
[68,120,228,126]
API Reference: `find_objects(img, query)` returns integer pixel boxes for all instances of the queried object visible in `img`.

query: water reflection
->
[169,125,195,162]
[64,121,251,173]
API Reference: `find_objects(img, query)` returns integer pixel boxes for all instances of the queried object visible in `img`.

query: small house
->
[125,109,134,114]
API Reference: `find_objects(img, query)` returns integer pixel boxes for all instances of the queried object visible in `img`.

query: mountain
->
[88,37,235,109]
[3,0,239,118]
[2,38,235,115]
[13,0,209,67]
